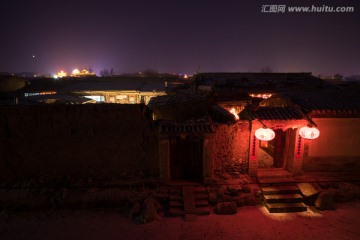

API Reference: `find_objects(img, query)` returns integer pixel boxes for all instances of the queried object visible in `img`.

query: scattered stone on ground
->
[298,183,322,205]
[315,191,335,210]
[216,201,237,214]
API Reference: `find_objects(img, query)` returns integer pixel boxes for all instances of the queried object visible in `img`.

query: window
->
[129,96,135,104]
[116,95,128,100]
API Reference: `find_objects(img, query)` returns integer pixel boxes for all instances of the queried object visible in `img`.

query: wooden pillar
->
[287,128,304,174]
[248,134,258,177]
[273,129,286,168]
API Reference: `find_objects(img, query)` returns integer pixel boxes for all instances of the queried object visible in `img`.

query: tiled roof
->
[148,93,207,108]
[159,121,215,134]
[245,107,305,120]
[194,72,334,92]
[23,94,95,104]
[62,79,166,92]
[288,92,360,111]
[23,77,179,93]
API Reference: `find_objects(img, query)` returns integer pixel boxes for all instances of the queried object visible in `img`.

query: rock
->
[208,192,217,204]
[130,202,142,218]
[233,196,244,207]
[143,197,161,212]
[254,189,262,198]
[318,182,329,189]
[216,202,237,214]
[227,188,240,197]
[241,185,251,193]
[298,183,321,205]
[315,191,335,210]
[141,200,157,223]
[332,182,359,202]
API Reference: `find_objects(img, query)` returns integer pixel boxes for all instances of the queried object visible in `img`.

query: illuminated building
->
[53,70,67,78]
[70,68,96,77]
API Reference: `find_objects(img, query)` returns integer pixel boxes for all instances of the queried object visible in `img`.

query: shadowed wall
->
[0,104,159,186]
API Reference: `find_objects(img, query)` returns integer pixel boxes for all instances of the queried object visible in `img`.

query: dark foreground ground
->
[1,201,360,240]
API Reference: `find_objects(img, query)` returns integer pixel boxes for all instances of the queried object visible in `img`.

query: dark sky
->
[1,0,359,76]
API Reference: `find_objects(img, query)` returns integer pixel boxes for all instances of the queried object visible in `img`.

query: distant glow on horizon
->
[72,69,80,75]
[53,70,67,78]
[70,68,96,77]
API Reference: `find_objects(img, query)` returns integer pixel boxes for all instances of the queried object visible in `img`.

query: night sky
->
[1,0,359,76]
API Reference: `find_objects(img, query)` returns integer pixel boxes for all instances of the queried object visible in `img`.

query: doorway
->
[258,129,288,168]
[169,135,204,181]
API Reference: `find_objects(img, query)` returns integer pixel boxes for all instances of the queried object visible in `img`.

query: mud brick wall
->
[303,118,360,172]
[213,121,250,178]
[0,104,159,186]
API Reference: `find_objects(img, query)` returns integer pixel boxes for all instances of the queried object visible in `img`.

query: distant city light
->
[70,68,95,77]
[53,70,67,79]
[72,69,80,75]
[249,93,272,99]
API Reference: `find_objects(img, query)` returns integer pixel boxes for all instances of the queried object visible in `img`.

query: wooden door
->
[170,135,203,180]
[273,129,286,168]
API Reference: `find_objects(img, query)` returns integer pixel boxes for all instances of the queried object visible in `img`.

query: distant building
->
[21,76,182,105]
[69,69,96,77]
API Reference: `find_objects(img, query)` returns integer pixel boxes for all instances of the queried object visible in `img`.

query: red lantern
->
[255,127,275,141]
[299,126,320,139]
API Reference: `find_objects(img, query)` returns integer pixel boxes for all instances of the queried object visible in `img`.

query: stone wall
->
[0,104,159,186]
[213,121,250,179]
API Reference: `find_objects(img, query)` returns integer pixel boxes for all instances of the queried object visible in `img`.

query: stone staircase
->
[258,169,307,213]
[168,185,210,220]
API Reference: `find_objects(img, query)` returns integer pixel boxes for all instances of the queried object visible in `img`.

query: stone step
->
[195,206,211,215]
[261,185,300,195]
[169,195,183,201]
[265,202,307,213]
[195,200,209,208]
[169,188,183,195]
[264,194,303,203]
[169,207,185,217]
[258,177,296,187]
[169,200,183,208]
[257,171,293,179]
[194,193,208,200]
[184,214,197,222]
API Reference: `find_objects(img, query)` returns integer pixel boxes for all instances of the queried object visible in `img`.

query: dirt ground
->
[1,201,360,240]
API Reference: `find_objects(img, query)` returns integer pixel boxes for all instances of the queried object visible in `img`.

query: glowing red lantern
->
[299,126,320,139]
[255,127,275,141]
